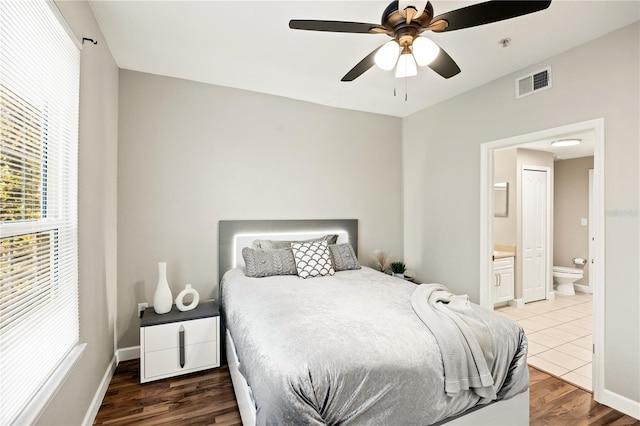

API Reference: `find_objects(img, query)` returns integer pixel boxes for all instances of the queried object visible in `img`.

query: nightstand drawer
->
[144,340,219,379]
[144,317,216,352]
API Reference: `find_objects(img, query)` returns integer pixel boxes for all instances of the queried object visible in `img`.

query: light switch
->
[581,218,588,226]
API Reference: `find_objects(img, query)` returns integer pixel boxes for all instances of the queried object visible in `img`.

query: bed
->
[219,219,529,425]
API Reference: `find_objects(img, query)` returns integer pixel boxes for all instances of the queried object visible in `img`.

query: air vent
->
[516,66,552,99]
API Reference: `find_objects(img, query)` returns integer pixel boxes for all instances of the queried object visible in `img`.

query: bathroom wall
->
[493,148,517,247]
[554,156,594,289]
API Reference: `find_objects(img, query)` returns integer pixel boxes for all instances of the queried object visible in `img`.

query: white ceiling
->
[88,1,639,118]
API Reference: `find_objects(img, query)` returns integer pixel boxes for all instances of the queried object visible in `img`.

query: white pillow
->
[291,241,335,279]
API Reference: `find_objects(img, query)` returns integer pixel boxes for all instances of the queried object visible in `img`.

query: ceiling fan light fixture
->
[551,139,581,147]
[412,36,439,66]
[395,52,417,78]
[374,40,401,70]
[290,0,552,82]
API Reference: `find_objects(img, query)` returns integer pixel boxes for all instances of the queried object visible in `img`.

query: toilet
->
[552,266,583,295]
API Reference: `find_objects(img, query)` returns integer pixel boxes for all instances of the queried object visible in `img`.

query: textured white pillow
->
[291,241,335,279]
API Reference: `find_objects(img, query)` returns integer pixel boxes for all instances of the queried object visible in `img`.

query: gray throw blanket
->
[411,283,497,401]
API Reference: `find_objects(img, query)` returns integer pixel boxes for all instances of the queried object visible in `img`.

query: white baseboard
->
[81,355,116,426]
[601,389,640,420]
[82,347,140,425]
[508,298,524,308]
[573,284,592,294]
[116,346,140,363]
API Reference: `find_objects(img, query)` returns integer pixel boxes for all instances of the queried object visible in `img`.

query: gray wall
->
[117,71,403,348]
[403,22,639,404]
[554,156,594,287]
[36,1,119,425]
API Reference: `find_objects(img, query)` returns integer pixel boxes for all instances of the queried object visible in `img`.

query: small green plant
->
[389,261,407,274]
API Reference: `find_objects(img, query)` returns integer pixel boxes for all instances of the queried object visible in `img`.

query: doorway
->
[479,118,605,401]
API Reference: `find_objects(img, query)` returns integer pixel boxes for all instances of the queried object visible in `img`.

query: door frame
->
[520,165,552,303]
[479,117,605,400]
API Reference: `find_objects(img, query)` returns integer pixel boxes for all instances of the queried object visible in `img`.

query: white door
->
[522,169,547,303]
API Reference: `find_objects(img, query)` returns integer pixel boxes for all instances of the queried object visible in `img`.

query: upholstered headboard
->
[218,219,358,282]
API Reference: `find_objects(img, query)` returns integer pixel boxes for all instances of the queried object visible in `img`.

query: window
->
[0,1,80,423]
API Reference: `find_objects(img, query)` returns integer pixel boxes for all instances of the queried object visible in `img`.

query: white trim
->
[588,168,594,291]
[479,117,605,402]
[591,118,606,403]
[81,356,117,426]
[13,343,86,425]
[508,298,525,308]
[116,346,140,363]
[479,144,494,310]
[601,389,640,421]
[573,284,592,294]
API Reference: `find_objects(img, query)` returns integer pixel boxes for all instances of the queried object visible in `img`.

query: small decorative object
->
[153,262,173,314]
[373,249,390,273]
[175,284,200,312]
[390,261,407,279]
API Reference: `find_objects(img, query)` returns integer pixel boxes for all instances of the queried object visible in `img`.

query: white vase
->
[392,273,405,280]
[153,262,173,314]
[175,284,200,312]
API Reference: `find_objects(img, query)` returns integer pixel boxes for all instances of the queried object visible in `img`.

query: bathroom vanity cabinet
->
[493,257,515,304]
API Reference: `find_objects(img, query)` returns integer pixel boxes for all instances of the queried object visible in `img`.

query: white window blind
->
[0,1,80,424]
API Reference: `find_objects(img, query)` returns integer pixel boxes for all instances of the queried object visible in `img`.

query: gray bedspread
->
[221,266,528,425]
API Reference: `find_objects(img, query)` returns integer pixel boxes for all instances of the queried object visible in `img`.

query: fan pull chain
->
[405,77,408,101]
[392,78,409,100]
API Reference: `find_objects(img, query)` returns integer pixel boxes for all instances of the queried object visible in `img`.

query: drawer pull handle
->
[179,325,185,368]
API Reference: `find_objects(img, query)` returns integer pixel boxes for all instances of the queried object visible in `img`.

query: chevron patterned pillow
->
[291,241,335,279]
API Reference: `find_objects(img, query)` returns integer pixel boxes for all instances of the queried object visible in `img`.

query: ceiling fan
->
[289,1,552,81]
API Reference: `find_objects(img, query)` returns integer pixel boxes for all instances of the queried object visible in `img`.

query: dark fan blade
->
[428,46,460,79]
[432,1,551,32]
[341,46,382,82]
[289,20,384,34]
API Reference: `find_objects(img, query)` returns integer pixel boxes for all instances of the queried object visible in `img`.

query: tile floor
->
[496,292,593,391]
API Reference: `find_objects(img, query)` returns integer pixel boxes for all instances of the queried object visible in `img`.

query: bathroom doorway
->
[479,118,605,400]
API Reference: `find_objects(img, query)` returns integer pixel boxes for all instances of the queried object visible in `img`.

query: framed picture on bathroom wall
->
[494,182,509,217]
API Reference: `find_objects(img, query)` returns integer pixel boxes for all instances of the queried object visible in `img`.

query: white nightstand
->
[140,300,220,383]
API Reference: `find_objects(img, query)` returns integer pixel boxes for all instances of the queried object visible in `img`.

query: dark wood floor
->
[93,361,241,425]
[94,361,639,425]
